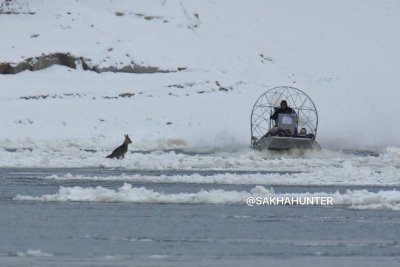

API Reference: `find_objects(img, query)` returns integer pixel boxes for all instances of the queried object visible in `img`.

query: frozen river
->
[1,158,400,266]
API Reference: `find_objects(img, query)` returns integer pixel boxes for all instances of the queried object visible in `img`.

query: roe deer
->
[106,134,132,159]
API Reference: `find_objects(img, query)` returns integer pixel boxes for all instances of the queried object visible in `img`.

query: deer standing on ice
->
[106,134,132,159]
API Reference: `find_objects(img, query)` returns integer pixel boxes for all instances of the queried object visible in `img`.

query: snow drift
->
[0,0,400,150]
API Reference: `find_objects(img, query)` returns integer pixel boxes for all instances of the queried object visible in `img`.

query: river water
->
[1,165,400,266]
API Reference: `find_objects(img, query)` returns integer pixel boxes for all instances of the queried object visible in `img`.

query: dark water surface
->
[1,167,400,266]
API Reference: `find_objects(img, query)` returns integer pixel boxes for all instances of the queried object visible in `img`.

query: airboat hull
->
[255,136,319,151]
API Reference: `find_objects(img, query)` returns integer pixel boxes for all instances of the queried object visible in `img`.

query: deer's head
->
[124,134,133,144]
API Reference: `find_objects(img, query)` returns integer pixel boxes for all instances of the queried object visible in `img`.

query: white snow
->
[0,0,400,152]
[1,144,399,177]
[14,183,400,210]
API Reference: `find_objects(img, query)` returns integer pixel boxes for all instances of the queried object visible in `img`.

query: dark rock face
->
[0,53,78,74]
[0,53,180,74]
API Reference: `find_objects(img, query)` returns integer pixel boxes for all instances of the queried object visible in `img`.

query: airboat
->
[250,86,320,150]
